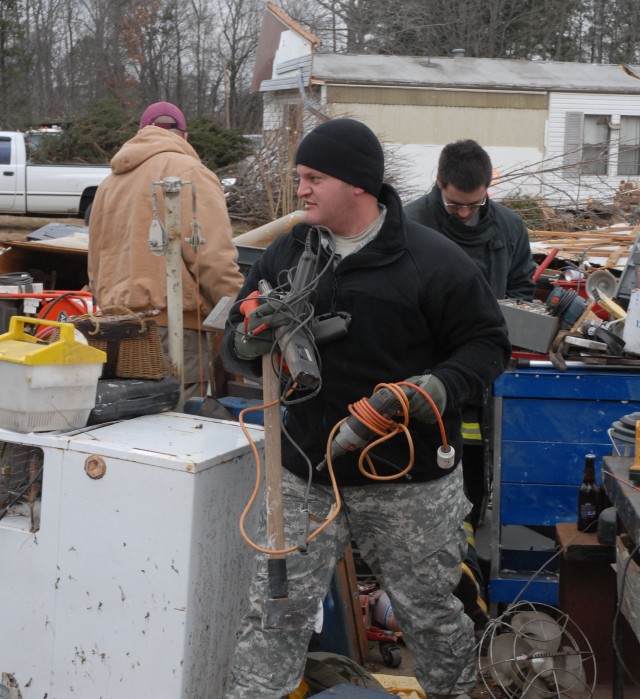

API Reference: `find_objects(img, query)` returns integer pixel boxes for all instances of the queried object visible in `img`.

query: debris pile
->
[506,260,640,369]
[507,181,640,369]
[529,224,638,269]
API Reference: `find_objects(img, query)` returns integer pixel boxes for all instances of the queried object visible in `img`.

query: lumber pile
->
[521,180,640,268]
[528,224,639,269]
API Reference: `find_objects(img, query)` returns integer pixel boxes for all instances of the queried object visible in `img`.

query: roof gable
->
[252,2,321,93]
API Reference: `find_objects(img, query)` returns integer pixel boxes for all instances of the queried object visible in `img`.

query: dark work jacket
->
[222,184,511,486]
[404,185,536,301]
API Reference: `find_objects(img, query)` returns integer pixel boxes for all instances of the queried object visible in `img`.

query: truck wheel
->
[84,202,93,226]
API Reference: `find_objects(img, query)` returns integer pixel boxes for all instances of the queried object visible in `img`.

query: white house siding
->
[262,90,547,202]
[263,83,640,206]
[322,101,544,148]
[262,92,295,131]
[319,100,546,202]
[545,92,640,206]
[273,30,312,72]
[262,90,327,131]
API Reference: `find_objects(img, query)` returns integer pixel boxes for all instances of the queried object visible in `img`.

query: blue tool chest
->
[489,367,640,606]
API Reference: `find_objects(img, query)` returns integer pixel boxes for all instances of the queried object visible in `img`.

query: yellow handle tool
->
[592,290,627,320]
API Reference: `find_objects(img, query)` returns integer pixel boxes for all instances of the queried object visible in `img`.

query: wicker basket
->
[73,307,167,381]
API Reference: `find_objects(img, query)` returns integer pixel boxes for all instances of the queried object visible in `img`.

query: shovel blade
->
[263,596,322,631]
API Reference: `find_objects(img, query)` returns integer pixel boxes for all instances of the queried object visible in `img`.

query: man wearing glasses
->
[404,138,535,632]
[404,138,535,301]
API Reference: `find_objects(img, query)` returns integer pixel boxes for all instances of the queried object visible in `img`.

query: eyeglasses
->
[441,192,487,213]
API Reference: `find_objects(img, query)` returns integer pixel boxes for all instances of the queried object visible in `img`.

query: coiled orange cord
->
[329,381,449,481]
[237,380,449,553]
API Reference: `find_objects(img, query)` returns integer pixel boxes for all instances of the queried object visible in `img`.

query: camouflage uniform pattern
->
[225,467,475,698]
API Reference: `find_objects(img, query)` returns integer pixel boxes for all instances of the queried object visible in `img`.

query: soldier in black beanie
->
[223,118,510,699]
[294,117,385,196]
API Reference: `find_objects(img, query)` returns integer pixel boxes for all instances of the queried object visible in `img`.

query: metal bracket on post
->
[185,182,205,252]
[148,177,206,410]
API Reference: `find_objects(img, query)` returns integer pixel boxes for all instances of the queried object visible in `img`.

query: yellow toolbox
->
[0,316,106,432]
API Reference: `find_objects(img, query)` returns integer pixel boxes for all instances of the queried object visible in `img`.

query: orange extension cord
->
[238,380,449,556]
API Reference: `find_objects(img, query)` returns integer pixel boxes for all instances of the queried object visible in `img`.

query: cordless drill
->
[316,384,455,472]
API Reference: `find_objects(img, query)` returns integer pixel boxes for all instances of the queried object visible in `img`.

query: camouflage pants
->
[224,467,475,698]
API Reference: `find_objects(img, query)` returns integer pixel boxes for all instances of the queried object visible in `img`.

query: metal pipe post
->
[161,176,185,408]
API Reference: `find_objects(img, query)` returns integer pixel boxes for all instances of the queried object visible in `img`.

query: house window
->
[581,115,609,175]
[618,116,640,176]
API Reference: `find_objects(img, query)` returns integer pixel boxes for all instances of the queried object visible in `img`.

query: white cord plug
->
[437,445,455,469]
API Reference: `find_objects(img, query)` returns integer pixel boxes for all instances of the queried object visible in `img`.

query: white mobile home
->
[254,3,640,207]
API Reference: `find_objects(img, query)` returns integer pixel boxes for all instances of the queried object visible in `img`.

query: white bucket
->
[623,288,640,355]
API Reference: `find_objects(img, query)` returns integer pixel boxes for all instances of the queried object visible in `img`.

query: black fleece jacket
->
[404,185,536,301]
[222,184,511,486]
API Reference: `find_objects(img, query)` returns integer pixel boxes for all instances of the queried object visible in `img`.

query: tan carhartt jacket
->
[88,126,244,328]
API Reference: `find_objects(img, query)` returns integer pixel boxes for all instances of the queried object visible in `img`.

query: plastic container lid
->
[610,420,636,443]
[0,316,106,366]
[619,412,640,429]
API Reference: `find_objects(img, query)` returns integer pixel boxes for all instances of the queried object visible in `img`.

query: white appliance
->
[0,411,264,698]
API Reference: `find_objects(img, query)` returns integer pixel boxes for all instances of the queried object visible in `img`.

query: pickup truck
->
[0,130,110,220]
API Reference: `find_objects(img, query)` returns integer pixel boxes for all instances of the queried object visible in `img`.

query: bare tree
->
[0,0,33,127]
[185,0,223,116]
[8,0,640,135]
[212,0,262,128]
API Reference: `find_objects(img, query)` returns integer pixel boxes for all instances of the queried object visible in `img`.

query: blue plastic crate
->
[218,396,265,425]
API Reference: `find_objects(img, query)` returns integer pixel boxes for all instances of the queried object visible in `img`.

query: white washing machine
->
[0,411,264,698]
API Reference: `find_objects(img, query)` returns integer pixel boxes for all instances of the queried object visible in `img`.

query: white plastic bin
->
[0,316,105,432]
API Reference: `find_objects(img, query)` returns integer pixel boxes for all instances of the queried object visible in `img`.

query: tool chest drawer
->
[490,368,640,605]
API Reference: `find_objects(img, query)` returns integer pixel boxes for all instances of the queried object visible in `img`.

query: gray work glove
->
[404,374,447,424]
[234,294,292,360]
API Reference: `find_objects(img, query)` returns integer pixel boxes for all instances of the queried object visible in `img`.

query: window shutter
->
[563,111,584,178]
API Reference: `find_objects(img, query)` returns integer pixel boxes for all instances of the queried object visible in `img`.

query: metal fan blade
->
[487,632,535,689]
[512,610,563,653]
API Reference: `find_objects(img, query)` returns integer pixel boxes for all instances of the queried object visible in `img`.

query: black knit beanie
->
[295,118,384,197]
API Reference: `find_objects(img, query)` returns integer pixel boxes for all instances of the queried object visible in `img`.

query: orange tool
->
[239,290,268,335]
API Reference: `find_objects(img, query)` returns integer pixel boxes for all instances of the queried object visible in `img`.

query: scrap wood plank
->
[532,241,628,253]
[606,247,626,266]
[529,230,634,241]
[529,223,640,245]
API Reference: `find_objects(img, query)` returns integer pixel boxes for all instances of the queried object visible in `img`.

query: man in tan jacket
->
[88,101,244,400]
